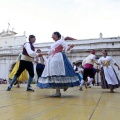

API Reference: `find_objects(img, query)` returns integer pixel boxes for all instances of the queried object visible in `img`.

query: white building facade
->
[0,31,120,82]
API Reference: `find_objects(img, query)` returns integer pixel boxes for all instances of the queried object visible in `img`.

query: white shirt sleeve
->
[82,59,86,67]
[110,56,116,64]
[61,40,69,52]
[24,43,38,57]
[90,54,96,60]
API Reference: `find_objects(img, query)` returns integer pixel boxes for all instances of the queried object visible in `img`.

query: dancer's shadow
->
[45,95,80,98]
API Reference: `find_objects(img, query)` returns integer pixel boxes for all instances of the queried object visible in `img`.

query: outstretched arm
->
[92,59,100,65]
[67,44,74,51]
[114,63,120,70]
[61,39,74,52]
[37,53,48,57]
[64,36,76,40]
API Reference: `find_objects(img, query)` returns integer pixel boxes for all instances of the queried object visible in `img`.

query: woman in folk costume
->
[98,50,120,93]
[7,35,42,92]
[37,32,80,97]
[9,53,28,88]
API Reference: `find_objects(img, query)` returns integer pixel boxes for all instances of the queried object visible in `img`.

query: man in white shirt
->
[81,50,97,89]
[7,35,42,92]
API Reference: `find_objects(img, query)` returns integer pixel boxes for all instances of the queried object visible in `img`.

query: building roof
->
[0,30,17,37]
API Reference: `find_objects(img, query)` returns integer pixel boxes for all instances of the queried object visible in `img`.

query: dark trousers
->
[36,68,44,78]
[15,60,34,78]
[83,68,94,81]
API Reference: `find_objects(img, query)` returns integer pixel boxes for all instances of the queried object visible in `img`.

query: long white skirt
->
[42,52,65,77]
[101,66,120,89]
[103,66,119,85]
[37,52,80,88]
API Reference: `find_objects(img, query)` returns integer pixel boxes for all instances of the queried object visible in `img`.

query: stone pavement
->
[0,84,120,120]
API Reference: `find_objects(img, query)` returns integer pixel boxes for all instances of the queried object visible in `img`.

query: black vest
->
[22,42,35,57]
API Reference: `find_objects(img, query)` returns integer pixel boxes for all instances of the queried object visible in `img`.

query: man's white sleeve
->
[24,43,38,57]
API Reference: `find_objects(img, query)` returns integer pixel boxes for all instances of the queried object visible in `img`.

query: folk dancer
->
[81,50,98,89]
[97,50,120,93]
[37,32,80,97]
[7,35,42,92]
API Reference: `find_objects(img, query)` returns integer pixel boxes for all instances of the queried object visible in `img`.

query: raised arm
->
[61,40,74,52]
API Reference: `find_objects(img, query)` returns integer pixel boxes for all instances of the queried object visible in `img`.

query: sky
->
[0,0,120,43]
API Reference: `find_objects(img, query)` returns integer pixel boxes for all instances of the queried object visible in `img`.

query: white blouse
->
[98,56,116,65]
[48,39,69,55]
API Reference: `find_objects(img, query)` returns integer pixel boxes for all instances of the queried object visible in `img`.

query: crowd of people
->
[7,32,120,97]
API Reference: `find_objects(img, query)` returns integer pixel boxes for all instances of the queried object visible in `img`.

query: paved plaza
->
[0,84,120,120]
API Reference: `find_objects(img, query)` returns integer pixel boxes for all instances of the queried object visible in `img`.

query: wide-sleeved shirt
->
[24,43,38,57]
[98,56,115,67]
[21,42,38,62]
[48,39,70,55]
[82,54,96,68]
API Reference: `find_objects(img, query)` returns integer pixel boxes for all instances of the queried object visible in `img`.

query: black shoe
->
[6,86,11,91]
[26,88,34,92]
